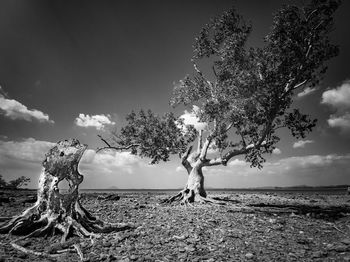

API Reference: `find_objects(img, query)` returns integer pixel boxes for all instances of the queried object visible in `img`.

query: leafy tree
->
[0,174,6,188]
[7,176,31,189]
[101,0,339,204]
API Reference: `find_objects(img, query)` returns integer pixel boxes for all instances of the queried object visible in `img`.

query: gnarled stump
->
[0,139,130,258]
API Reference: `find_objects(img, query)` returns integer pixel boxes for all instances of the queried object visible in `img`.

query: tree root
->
[161,189,227,206]
[1,203,132,261]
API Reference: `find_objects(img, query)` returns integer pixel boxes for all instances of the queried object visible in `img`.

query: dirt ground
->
[0,189,350,261]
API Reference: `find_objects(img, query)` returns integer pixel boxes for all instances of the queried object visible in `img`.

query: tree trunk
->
[162,159,225,205]
[0,139,130,241]
[184,164,207,202]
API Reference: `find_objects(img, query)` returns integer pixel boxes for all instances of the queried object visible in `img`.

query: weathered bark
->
[0,139,130,258]
[163,155,225,205]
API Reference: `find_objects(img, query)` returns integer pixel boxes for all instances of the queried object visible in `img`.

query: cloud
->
[327,113,350,130]
[0,137,146,188]
[293,140,314,148]
[272,148,282,154]
[228,159,247,167]
[75,113,115,130]
[297,87,316,97]
[80,149,143,174]
[0,138,55,162]
[180,105,207,131]
[203,153,350,188]
[322,81,350,109]
[0,94,54,123]
[321,81,350,132]
[175,166,183,172]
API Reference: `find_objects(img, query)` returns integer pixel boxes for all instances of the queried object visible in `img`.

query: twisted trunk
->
[0,139,130,258]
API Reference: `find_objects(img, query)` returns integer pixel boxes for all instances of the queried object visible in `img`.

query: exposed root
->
[1,203,133,261]
[11,242,64,259]
[0,139,133,261]
[198,195,226,205]
[161,188,227,206]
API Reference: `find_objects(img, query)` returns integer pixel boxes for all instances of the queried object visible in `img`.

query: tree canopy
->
[0,175,30,189]
[102,0,339,170]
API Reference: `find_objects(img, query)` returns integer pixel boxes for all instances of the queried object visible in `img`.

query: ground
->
[0,189,350,261]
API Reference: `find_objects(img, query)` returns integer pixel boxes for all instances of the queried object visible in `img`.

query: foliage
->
[109,110,197,164]
[0,175,31,189]
[106,0,339,170]
[169,0,339,168]
[0,174,6,188]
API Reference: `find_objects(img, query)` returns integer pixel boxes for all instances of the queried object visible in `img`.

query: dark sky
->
[0,0,350,189]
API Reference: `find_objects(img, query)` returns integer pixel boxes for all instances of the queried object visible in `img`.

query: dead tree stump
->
[0,139,130,258]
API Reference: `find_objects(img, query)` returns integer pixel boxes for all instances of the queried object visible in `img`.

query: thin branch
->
[97,135,111,147]
[200,136,212,161]
[181,146,193,174]
[225,122,235,132]
[97,135,141,153]
[197,130,203,154]
[212,65,218,78]
[191,58,216,100]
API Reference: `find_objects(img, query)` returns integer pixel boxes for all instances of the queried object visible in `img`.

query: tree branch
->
[97,135,140,153]
[197,130,203,154]
[200,136,212,161]
[180,145,193,174]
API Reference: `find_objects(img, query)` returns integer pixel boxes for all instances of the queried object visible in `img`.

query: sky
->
[0,0,350,189]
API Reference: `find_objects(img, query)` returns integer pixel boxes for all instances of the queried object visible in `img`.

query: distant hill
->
[107,186,119,190]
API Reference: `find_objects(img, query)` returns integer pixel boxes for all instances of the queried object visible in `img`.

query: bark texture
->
[162,145,223,205]
[0,139,129,240]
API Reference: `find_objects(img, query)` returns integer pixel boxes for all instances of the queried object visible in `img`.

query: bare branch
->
[199,136,212,161]
[96,144,140,153]
[98,135,111,148]
[97,135,140,153]
[212,65,218,78]
[181,145,193,174]
[197,130,203,154]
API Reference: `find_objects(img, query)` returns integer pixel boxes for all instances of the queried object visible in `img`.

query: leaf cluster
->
[170,0,340,168]
[0,174,30,189]
[116,110,197,164]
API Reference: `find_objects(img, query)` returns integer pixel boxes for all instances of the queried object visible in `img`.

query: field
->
[0,189,350,261]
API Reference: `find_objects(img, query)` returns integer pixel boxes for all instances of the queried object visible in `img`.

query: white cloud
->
[228,159,247,167]
[272,148,282,154]
[180,105,207,131]
[327,113,350,130]
[272,154,350,169]
[203,153,350,188]
[0,137,146,188]
[297,87,316,97]
[75,113,115,130]
[322,81,350,132]
[0,138,55,162]
[175,166,183,172]
[0,94,54,123]
[80,149,145,175]
[293,140,314,148]
[322,81,350,109]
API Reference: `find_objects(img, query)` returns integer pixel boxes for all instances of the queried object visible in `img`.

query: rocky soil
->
[0,189,350,261]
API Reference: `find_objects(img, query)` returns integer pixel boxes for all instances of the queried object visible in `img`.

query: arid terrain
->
[0,189,350,261]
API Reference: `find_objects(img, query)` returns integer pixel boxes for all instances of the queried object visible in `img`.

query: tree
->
[7,176,30,189]
[100,0,340,204]
[0,174,6,188]
[0,139,131,259]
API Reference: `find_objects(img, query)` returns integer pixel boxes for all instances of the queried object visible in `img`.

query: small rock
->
[178,247,186,253]
[344,256,350,262]
[103,241,112,248]
[334,244,349,252]
[341,238,350,245]
[129,255,138,261]
[245,253,254,259]
[311,251,323,258]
